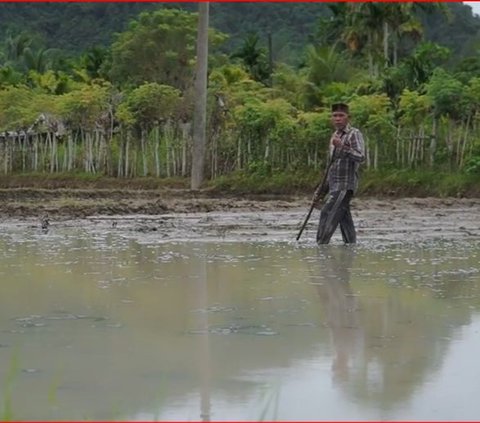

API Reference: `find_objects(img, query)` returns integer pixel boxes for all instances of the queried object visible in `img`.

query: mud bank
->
[1,190,479,243]
[0,188,301,218]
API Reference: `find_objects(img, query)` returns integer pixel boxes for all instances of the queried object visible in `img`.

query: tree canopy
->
[1,3,480,181]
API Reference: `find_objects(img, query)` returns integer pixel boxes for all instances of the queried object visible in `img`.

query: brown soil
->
[1,187,479,244]
[0,187,302,218]
[1,187,479,217]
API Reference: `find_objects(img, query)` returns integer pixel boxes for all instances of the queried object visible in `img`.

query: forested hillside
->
[0,3,157,51]
[0,2,329,62]
[1,2,480,196]
[1,2,479,62]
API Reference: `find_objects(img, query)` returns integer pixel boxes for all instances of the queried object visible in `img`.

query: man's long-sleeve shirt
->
[327,124,365,193]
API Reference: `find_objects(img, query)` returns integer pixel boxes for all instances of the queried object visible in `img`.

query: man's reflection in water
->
[309,246,455,414]
[310,246,362,386]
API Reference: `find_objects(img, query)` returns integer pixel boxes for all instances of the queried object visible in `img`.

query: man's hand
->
[312,185,327,209]
[332,134,343,148]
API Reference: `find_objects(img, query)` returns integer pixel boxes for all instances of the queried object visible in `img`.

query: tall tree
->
[109,9,198,90]
[343,3,386,77]
[191,2,209,190]
[231,32,271,85]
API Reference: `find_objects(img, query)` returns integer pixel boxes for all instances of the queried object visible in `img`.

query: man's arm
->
[339,129,365,162]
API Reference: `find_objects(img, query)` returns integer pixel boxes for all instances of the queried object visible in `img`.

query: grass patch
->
[208,170,320,195]
[0,169,478,198]
[359,169,480,197]
[0,173,189,190]
[210,168,480,198]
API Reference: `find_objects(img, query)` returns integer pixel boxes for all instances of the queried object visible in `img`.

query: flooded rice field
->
[1,204,480,421]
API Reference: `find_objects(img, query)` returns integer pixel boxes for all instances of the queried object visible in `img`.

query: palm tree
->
[342,3,436,74]
[319,3,349,46]
[231,33,270,84]
[305,44,351,86]
[383,3,424,66]
[82,46,108,80]
[343,3,386,77]
[22,47,50,73]
[3,31,34,65]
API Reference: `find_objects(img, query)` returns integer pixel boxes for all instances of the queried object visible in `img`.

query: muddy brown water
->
[1,205,480,421]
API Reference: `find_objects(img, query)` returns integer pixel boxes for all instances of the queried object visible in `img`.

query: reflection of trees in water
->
[310,245,478,410]
[3,233,480,419]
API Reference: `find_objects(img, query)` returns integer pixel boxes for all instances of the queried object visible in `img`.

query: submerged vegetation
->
[0,3,479,197]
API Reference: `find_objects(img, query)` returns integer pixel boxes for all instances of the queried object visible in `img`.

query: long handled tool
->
[296,148,336,241]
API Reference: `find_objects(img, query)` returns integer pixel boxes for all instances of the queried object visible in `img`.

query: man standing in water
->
[313,103,365,244]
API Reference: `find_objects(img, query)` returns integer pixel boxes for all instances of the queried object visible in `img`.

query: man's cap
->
[331,103,349,114]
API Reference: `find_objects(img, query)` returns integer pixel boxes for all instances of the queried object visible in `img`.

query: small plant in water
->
[257,383,281,421]
[2,350,20,421]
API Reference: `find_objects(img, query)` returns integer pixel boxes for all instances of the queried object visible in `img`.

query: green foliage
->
[234,97,296,145]
[426,68,468,119]
[211,169,319,195]
[118,82,181,129]
[27,70,72,95]
[271,63,308,109]
[246,160,271,177]
[76,46,111,81]
[349,93,393,133]
[58,81,111,129]
[210,3,330,64]
[108,8,226,92]
[382,42,450,102]
[302,44,356,108]
[109,9,198,89]
[211,167,480,198]
[208,63,258,116]
[0,66,24,87]
[0,85,54,130]
[210,63,250,88]
[1,30,37,70]
[304,44,351,87]
[231,32,271,85]
[404,42,450,88]
[464,156,480,174]
[296,110,332,159]
[420,2,480,60]
[0,2,478,66]
[359,169,480,197]
[398,89,431,127]
[0,3,158,52]
[1,2,480,187]
[465,77,480,112]
[2,350,20,421]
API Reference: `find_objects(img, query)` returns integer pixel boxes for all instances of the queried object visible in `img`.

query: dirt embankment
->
[1,174,480,220]
[1,185,479,244]
[0,186,479,220]
[0,187,304,218]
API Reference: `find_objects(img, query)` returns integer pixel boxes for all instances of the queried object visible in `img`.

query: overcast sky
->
[464,1,480,16]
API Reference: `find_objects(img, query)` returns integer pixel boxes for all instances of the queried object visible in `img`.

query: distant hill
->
[419,2,480,59]
[0,3,161,51]
[0,2,479,64]
[0,2,330,63]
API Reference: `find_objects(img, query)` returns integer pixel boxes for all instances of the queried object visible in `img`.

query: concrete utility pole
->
[191,2,209,190]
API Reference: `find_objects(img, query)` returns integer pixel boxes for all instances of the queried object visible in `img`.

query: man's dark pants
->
[316,190,356,245]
